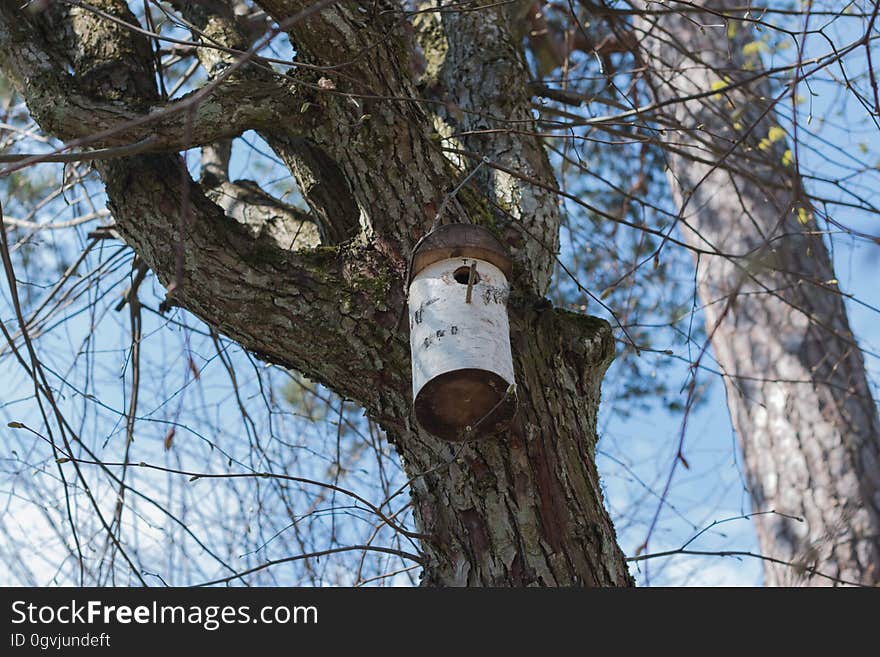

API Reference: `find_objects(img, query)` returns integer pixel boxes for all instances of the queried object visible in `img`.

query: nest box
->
[407,224,517,441]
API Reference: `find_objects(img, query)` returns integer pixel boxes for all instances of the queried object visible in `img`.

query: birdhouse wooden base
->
[408,224,517,441]
[413,367,516,442]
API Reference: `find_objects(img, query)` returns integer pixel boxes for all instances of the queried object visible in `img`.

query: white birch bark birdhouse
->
[408,224,516,441]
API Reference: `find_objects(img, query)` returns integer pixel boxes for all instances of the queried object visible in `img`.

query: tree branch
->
[100,151,409,416]
[2,0,410,417]
[0,0,319,155]
[414,1,564,294]
[254,0,477,250]
[169,0,361,244]
[204,178,320,251]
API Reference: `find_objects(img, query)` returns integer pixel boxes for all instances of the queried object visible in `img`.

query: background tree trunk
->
[0,0,632,585]
[634,2,880,585]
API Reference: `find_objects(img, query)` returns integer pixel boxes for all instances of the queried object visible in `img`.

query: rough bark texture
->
[635,2,880,585]
[0,0,632,585]
[398,307,628,585]
[414,0,562,293]
[0,1,314,151]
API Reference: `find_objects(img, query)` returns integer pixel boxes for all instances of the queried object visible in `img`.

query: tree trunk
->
[391,306,629,585]
[634,2,880,585]
[0,0,632,586]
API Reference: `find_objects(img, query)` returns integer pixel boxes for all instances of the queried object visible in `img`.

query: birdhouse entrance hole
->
[453,266,479,285]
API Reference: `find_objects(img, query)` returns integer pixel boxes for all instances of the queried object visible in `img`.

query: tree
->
[0,1,877,587]
[632,0,880,585]
[0,0,633,586]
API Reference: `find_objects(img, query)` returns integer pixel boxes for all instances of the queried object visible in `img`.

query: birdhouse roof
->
[412,224,513,279]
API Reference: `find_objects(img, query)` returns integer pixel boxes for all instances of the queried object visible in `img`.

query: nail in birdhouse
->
[408,224,516,441]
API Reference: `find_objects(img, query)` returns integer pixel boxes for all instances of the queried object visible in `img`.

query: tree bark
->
[393,305,628,585]
[634,2,880,585]
[0,0,632,586]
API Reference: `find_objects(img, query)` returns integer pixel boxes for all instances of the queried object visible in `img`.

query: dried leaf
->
[163,427,175,451]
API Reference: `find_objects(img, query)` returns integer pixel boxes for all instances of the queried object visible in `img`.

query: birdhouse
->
[408,224,516,441]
